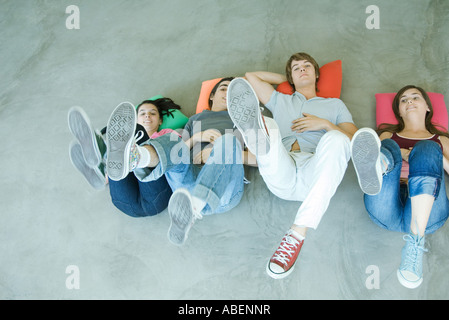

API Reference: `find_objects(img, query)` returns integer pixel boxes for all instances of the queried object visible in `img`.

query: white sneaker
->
[227,78,270,156]
[106,102,139,181]
[350,128,383,195]
[167,188,202,246]
[68,106,104,167]
[69,141,106,190]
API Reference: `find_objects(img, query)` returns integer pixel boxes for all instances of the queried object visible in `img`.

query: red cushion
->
[276,60,342,98]
[375,92,448,131]
[196,60,343,113]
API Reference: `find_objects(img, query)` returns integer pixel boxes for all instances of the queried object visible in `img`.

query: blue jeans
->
[135,132,244,215]
[109,174,172,218]
[364,139,449,234]
[107,123,172,218]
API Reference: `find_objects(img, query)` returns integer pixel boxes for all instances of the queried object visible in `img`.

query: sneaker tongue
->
[410,233,425,247]
[289,229,305,241]
[95,131,107,157]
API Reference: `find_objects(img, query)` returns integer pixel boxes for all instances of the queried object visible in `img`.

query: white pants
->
[257,117,351,229]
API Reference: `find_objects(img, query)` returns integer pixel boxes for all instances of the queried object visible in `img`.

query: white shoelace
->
[272,232,301,266]
[401,234,427,272]
[134,130,144,143]
[128,131,145,170]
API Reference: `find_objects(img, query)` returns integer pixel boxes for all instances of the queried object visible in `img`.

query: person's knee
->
[320,130,350,156]
[410,140,442,159]
[409,140,443,174]
[325,130,349,144]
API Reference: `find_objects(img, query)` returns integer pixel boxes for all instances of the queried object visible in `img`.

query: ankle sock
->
[191,196,206,214]
[136,145,151,168]
[380,153,389,174]
[290,229,305,241]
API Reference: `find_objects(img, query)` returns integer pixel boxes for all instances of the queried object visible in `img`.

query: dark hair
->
[208,77,235,108]
[136,97,182,120]
[377,85,449,138]
[285,52,320,92]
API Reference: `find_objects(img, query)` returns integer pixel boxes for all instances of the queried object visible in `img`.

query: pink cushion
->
[375,92,448,131]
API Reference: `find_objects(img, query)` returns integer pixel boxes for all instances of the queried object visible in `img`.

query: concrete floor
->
[1,0,448,300]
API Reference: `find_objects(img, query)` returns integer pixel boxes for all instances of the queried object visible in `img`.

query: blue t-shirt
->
[265,91,354,153]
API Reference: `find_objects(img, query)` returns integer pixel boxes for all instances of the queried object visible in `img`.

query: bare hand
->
[193,129,222,145]
[291,113,331,133]
[193,147,213,164]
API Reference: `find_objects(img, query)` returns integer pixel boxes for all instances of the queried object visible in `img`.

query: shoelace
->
[401,234,428,272]
[258,107,270,137]
[128,131,144,171]
[192,208,203,221]
[134,130,144,143]
[272,232,301,266]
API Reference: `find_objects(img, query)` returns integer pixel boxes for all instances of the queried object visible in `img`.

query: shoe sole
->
[397,269,423,289]
[167,189,195,246]
[69,141,105,190]
[106,102,136,181]
[227,78,270,155]
[350,128,382,195]
[266,261,295,280]
[68,106,102,167]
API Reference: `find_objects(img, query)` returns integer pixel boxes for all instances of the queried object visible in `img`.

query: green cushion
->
[159,109,189,130]
[146,95,189,130]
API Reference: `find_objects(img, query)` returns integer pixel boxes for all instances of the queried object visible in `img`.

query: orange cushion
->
[375,92,448,131]
[196,78,223,113]
[276,60,342,98]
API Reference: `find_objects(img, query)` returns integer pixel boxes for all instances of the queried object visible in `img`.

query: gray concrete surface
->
[1,0,448,300]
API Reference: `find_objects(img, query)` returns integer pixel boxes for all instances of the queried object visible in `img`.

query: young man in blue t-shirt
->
[227,52,358,279]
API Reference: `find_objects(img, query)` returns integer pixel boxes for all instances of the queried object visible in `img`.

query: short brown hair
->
[285,52,320,91]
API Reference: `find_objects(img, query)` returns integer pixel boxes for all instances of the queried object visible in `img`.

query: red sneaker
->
[266,230,304,279]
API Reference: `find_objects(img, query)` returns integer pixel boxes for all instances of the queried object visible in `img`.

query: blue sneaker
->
[397,233,427,289]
